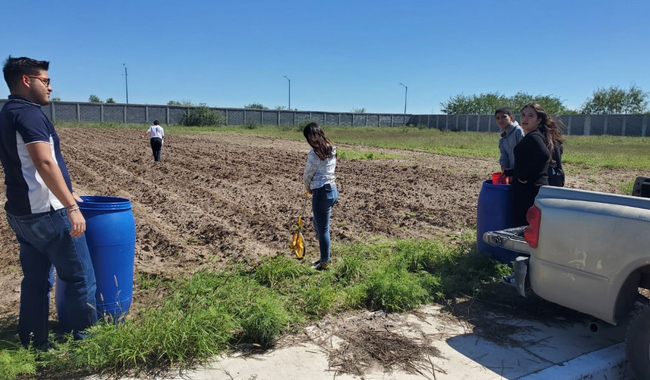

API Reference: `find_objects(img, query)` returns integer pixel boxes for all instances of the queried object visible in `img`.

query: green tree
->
[168,100,195,106]
[441,92,572,115]
[274,105,287,110]
[440,92,507,114]
[182,103,225,126]
[88,94,102,103]
[351,107,366,113]
[245,103,268,109]
[106,98,116,104]
[51,96,61,102]
[508,92,571,115]
[580,85,649,114]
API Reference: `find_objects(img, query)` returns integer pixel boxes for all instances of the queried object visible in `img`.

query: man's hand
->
[67,209,86,238]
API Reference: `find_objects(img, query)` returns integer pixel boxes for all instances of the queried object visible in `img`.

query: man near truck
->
[0,56,97,349]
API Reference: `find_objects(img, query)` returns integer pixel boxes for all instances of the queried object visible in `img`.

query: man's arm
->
[26,142,86,237]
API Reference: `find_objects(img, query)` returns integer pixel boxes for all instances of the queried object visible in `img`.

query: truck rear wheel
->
[626,303,650,379]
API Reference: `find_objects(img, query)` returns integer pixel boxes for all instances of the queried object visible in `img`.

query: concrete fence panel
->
[148,107,167,124]
[0,99,647,136]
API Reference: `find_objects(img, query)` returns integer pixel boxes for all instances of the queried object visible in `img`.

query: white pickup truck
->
[483,178,650,379]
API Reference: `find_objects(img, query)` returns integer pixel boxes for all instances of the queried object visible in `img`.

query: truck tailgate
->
[482,226,531,255]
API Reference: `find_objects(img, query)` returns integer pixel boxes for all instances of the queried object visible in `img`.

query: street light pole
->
[284,76,291,110]
[123,63,129,104]
[399,83,408,114]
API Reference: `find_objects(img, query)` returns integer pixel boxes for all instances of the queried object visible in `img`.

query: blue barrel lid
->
[79,195,132,211]
[482,180,511,191]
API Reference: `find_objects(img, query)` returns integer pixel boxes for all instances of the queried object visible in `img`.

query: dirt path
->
[0,128,638,317]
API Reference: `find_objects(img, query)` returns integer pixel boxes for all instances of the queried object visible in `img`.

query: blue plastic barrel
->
[476,180,517,263]
[56,196,135,326]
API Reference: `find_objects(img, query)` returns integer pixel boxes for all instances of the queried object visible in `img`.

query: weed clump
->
[240,295,289,347]
[181,104,224,126]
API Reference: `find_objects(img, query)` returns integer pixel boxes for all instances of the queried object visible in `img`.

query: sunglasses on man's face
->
[26,75,51,87]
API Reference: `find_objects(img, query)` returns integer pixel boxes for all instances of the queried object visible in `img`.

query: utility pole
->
[399,83,408,114]
[123,63,129,104]
[284,76,291,109]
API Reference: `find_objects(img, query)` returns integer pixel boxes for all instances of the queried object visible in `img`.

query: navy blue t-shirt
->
[0,96,73,215]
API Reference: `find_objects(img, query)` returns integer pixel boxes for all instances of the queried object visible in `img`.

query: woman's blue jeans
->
[6,208,98,348]
[312,184,338,263]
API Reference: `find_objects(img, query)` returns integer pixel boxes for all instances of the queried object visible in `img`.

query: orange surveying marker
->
[288,191,310,260]
[288,216,306,260]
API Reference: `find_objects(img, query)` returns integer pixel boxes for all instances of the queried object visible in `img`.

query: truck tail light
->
[524,205,541,248]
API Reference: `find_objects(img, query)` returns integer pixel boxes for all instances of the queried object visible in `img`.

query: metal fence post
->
[100,104,104,123]
[166,107,170,125]
[567,115,572,135]
[225,109,228,126]
[123,105,127,123]
[50,102,55,122]
[339,114,341,127]
[76,103,80,122]
[603,115,608,135]
[145,106,149,123]
[622,115,627,136]
[488,116,491,132]
[243,109,247,124]
[585,115,591,136]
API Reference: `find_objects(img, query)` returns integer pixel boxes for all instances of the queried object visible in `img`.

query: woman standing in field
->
[512,103,565,226]
[302,123,338,271]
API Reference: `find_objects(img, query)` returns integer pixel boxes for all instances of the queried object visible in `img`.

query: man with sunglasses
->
[0,56,98,349]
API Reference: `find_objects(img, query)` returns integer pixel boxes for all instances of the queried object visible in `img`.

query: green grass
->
[58,122,650,170]
[337,149,399,160]
[0,236,509,378]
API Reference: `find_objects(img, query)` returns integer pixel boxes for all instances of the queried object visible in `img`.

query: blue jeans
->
[6,208,98,347]
[312,183,338,263]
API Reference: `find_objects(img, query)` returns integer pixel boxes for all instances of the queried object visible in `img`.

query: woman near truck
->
[302,122,338,271]
[512,103,565,226]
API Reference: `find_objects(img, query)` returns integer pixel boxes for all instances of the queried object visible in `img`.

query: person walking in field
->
[0,56,98,348]
[302,123,338,271]
[142,119,165,162]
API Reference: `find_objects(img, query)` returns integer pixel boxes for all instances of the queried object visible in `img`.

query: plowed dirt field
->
[0,128,634,317]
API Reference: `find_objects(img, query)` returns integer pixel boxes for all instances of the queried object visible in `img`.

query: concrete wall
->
[0,99,647,136]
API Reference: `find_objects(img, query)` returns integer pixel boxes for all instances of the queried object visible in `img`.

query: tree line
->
[440,85,648,115]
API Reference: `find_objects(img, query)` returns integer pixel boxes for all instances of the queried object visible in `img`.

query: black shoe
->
[34,340,56,351]
[311,259,321,267]
[314,263,329,271]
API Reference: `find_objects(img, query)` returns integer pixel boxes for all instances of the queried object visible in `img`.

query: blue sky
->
[1,0,648,114]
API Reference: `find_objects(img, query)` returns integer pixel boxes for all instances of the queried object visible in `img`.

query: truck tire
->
[626,303,650,379]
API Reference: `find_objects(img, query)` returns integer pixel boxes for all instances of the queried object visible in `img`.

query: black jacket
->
[513,129,550,188]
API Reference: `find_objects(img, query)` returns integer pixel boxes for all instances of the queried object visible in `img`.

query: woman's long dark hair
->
[520,102,565,154]
[303,122,334,160]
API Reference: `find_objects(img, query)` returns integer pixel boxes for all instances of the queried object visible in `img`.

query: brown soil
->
[0,128,638,318]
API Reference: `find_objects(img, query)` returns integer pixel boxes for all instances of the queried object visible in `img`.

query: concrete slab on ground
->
[105,303,636,380]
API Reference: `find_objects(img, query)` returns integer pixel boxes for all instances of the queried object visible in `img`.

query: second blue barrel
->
[476,180,517,263]
[56,196,135,326]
